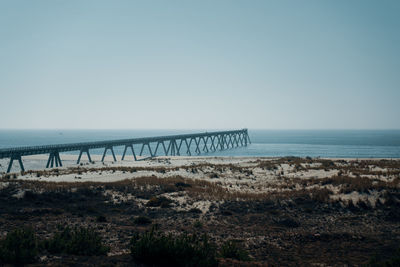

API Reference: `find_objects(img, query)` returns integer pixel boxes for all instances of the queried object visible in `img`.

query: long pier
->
[0,129,250,173]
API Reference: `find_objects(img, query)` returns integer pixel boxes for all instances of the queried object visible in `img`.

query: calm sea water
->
[0,129,399,158]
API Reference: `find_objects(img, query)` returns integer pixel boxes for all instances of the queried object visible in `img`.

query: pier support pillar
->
[153,142,161,156]
[194,138,201,154]
[218,135,224,150]
[162,141,168,155]
[233,134,239,147]
[210,136,216,151]
[227,134,233,148]
[168,139,177,156]
[140,143,154,157]
[77,148,91,164]
[102,146,117,162]
[166,139,178,156]
[239,133,244,146]
[202,137,209,153]
[7,155,24,173]
[173,139,180,156]
[46,151,62,168]
[177,139,184,156]
[224,134,229,149]
[185,138,192,155]
[122,145,137,161]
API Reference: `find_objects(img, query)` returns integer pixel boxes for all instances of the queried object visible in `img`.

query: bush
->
[0,227,38,265]
[45,226,109,256]
[220,240,250,261]
[369,248,400,267]
[276,217,300,228]
[130,228,217,267]
[193,220,203,228]
[311,188,333,203]
[146,196,173,208]
[133,216,152,225]
[189,208,202,214]
[96,215,107,223]
[175,182,191,188]
[209,173,219,179]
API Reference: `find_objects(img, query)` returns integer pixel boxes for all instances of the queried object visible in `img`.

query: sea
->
[0,129,400,158]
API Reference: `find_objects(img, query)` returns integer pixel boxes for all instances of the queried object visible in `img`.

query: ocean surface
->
[0,129,399,158]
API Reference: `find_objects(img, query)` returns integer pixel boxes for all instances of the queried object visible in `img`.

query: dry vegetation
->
[0,157,399,266]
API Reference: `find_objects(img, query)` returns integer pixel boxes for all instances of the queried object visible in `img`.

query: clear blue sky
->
[0,0,399,129]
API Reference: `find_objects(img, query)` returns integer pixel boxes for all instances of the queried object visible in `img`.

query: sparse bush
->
[189,208,202,214]
[175,182,191,188]
[193,220,203,228]
[220,240,250,261]
[24,190,37,200]
[356,199,372,210]
[311,188,333,202]
[209,173,219,179]
[146,196,173,207]
[45,226,109,256]
[161,184,178,193]
[0,227,38,265]
[130,228,217,267]
[321,160,335,168]
[369,248,400,267]
[280,217,300,228]
[96,215,107,223]
[133,216,152,225]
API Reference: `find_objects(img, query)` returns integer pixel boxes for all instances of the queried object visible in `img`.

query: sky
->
[0,0,399,130]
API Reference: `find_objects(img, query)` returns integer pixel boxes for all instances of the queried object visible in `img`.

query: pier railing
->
[0,129,251,173]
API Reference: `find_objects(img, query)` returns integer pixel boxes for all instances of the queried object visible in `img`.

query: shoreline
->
[2,154,399,173]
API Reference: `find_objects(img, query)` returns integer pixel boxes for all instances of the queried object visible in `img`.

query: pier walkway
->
[0,129,250,173]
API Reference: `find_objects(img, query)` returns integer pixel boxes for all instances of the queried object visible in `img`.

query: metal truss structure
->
[0,129,251,173]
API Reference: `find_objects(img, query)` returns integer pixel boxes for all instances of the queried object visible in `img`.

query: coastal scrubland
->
[0,156,399,266]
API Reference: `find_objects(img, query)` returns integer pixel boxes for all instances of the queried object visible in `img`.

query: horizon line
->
[0,128,399,131]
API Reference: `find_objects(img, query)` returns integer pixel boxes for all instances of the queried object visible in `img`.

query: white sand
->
[2,156,399,207]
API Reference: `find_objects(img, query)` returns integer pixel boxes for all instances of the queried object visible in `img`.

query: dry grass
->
[1,157,399,206]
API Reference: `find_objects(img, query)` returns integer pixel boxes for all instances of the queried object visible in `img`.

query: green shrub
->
[220,240,250,261]
[130,227,217,267]
[0,227,38,265]
[45,226,109,256]
[133,216,152,225]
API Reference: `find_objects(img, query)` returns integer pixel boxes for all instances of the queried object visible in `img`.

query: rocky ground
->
[0,156,399,266]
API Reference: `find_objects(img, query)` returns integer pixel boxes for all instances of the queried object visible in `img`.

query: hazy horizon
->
[1,128,400,131]
[1,1,399,129]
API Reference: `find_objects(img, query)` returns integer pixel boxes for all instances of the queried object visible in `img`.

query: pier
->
[0,129,250,173]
